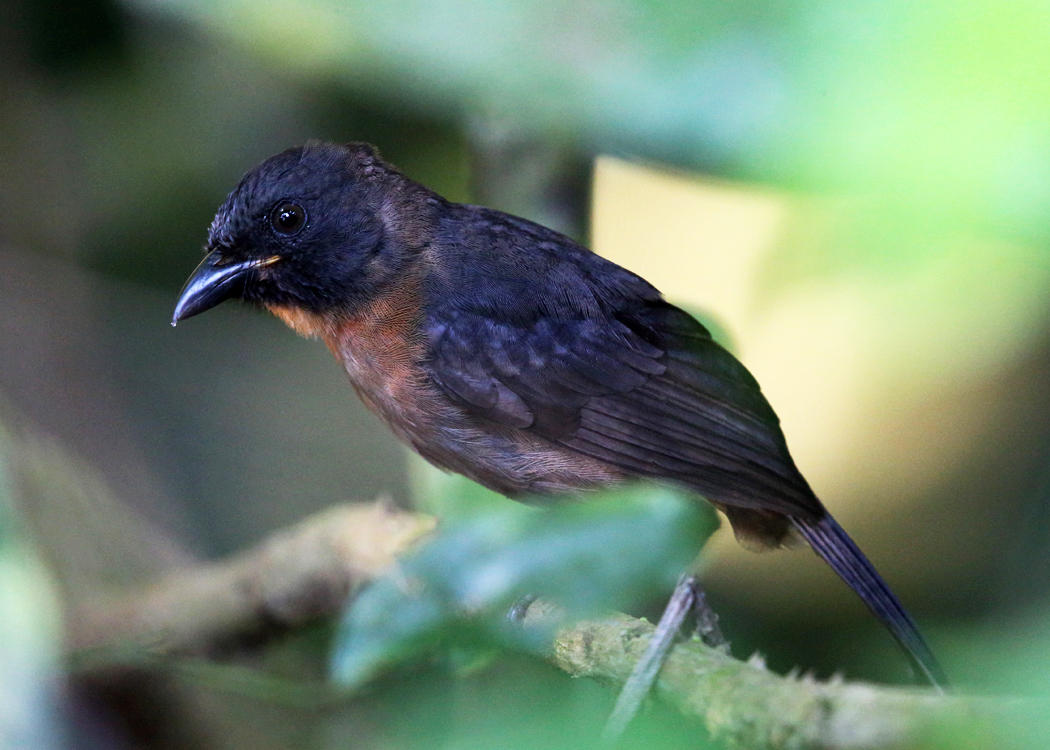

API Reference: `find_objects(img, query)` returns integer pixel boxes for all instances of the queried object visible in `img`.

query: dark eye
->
[270,201,307,236]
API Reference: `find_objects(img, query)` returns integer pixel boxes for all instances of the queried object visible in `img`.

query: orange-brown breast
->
[267,278,434,439]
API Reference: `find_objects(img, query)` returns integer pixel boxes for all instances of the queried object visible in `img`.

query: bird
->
[172,141,946,697]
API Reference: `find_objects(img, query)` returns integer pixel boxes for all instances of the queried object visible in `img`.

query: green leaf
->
[331,483,718,688]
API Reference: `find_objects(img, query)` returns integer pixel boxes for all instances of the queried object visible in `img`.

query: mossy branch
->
[531,604,1002,749]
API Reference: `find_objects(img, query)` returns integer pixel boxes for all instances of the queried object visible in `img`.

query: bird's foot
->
[506,593,539,625]
[691,586,728,651]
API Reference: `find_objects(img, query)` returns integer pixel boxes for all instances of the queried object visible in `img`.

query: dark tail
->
[792,513,947,690]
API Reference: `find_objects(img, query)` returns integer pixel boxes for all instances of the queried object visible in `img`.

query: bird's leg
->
[603,574,715,740]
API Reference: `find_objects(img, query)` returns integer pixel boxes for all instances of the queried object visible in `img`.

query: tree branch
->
[531,604,1003,749]
[70,501,1013,750]
[70,501,436,654]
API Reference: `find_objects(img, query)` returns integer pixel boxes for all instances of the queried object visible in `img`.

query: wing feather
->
[422,206,821,518]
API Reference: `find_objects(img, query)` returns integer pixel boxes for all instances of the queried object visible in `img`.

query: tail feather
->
[792,513,947,690]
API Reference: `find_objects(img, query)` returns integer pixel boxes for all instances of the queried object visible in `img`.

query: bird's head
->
[172,141,427,326]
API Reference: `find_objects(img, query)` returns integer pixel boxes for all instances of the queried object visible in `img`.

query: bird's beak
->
[171,251,281,326]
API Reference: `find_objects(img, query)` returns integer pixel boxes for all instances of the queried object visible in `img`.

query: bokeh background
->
[3,0,1050,748]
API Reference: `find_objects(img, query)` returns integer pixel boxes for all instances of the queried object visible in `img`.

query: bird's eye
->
[270,201,307,236]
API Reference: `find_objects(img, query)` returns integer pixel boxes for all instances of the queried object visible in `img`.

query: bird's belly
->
[413,420,627,499]
[342,359,623,497]
[341,354,621,497]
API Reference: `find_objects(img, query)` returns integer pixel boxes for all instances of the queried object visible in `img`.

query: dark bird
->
[172,141,945,692]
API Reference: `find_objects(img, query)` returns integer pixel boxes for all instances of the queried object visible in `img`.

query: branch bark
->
[70,501,1012,750]
[70,501,436,654]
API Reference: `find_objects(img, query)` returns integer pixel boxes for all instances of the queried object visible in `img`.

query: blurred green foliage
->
[133,0,1050,243]
[332,484,717,688]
